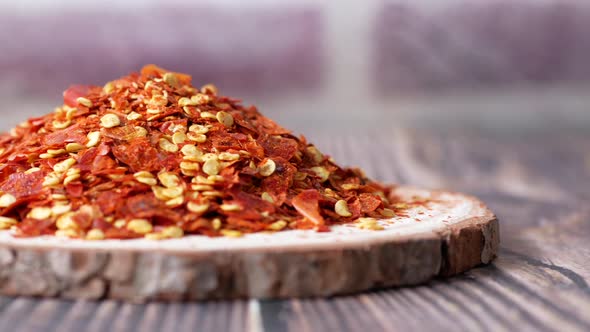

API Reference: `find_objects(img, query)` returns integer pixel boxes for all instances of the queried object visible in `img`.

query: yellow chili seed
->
[191,94,210,105]
[24,167,41,174]
[220,229,242,238]
[56,213,77,230]
[172,131,186,144]
[86,131,101,147]
[100,114,121,128]
[220,203,242,212]
[189,124,209,134]
[258,159,276,177]
[187,202,209,214]
[76,97,92,107]
[0,193,17,207]
[216,111,234,127]
[127,219,153,234]
[42,173,61,187]
[311,166,330,182]
[63,173,81,185]
[158,138,178,153]
[158,172,181,188]
[218,152,240,161]
[65,142,85,152]
[380,208,395,218]
[201,84,218,95]
[162,72,179,87]
[0,217,17,230]
[127,111,142,120]
[202,158,220,176]
[28,206,52,220]
[145,233,166,240]
[334,200,352,217]
[162,226,184,238]
[165,196,185,207]
[267,220,287,231]
[51,204,71,216]
[52,120,71,129]
[53,157,76,173]
[261,192,274,203]
[86,229,105,240]
[212,218,222,230]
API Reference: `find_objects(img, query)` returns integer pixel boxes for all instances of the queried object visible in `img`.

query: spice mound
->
[0,65,399,240]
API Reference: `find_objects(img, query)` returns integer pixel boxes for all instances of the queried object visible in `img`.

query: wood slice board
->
[0,186,498,301]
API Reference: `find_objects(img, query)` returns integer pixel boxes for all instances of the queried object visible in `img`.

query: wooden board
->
[0,186,497,301]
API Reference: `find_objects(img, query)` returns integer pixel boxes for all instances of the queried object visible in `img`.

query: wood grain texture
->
[0,188,497,301]
[0,130,588,332]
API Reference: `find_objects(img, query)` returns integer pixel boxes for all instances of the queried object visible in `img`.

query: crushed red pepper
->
[0,65,405,240]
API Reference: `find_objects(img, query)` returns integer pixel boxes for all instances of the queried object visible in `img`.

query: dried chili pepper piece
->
[63,85,95,108]
[0,65,402,240]
[291,189,325,229]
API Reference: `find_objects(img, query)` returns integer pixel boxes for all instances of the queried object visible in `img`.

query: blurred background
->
[2,0,589,135]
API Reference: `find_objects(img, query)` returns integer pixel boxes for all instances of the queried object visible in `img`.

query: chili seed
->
[187,132,207,143]
[201,84,218,95]
[127,219,153,234]
[311,166,330,182]
[158,138,178,153]
[220,229,242,238]
[203,158,220,176]
[216,111,234,127]
[0,216,17,230]
[100,114,121,128]
[172,132,186,144]
[43,173,62,187]
[380,208,395,218]
[212,218,222,230]
[28,207,52,220]
[133,171,157,186]
[187,202,209,214]
[25,167,41,174]
[261,192,274,203]
[162,226,184,238]
[165,196,185,207]
[86,131,101,147]
[334,200,352,217]
[53,120,71,129]
[267,220,287,231]
[51,204,72,216]
[189,124,209,134]
[56,213,77,230]
[127,112,142,120]
[76,97,93,108]
[86,229,105,240]
[306,146,323,163]
[218,152,240,161]
[0,193,16,207]
[66,143,85,152]
[356,218,384,231]
[220,203,241,212]
[191,94,210,105]
[53,157,76,173]
[163,72,179,87]
[258,159,276,177]
[199,111,216,119]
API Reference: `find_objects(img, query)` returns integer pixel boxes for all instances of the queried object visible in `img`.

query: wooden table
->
[0,130,588,332]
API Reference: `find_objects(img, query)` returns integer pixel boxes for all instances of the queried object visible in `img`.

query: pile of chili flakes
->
[0,65,402,240]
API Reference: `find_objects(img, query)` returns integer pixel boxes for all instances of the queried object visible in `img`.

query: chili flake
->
[0,65,404,240]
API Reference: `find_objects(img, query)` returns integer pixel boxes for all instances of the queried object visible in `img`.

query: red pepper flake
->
[0,64,405,240]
